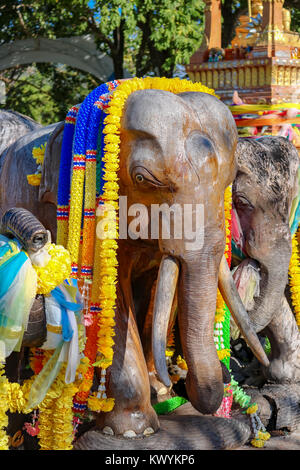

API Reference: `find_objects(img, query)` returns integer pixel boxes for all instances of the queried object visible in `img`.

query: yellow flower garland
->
[38,359,78,450]
[289,226,300,328]
[0,363,9,450]
[0,350,87,450]
[215,184,232,360]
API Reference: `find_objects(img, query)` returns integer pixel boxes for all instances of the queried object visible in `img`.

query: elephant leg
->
[95,278,159,437]
[261,296,300,383]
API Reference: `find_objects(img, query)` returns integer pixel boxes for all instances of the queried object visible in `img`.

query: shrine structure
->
[186,0,300,104]
[186,0,300,151]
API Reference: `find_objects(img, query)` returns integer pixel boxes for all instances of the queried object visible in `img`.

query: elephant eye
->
[131,166,169,188]
[135,174,144,183]
[234,194,253,210]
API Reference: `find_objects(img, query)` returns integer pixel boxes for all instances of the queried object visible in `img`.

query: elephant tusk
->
[152,255,179,387]
[218,254,270,367]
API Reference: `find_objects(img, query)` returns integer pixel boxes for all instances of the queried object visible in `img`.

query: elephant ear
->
[38,121,65,206]
[234,137,256,176]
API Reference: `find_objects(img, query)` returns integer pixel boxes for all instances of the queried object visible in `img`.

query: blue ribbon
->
[51,287,82,342]
[291,200,300,236]
[0,237,28,299]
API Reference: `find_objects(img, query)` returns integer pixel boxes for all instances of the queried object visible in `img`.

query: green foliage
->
[0,0,205,123]
[291,7,300,34]
[0,1,205,77]
[1,1,300,124]
[0,64,98,125]
[132,0,205,77]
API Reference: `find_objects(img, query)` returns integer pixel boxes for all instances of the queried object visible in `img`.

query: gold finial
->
[248,0,252,18]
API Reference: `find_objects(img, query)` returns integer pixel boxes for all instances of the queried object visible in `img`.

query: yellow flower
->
[251,438,265,448]
[87,394,115,412]
[27,173,42,186]
[289,229,300,328]
[217,349,231,361]
[258,431,271,441]
[246,403,258,414]
[32,143,47,165]
[176,355,188,370]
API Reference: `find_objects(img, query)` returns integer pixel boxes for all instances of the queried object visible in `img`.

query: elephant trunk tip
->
[185,373,224,415]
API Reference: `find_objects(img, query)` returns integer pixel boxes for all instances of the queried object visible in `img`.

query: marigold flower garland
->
[37,355,79,451]
[289,226,300,328]
[33,244,71,295]
[214,184,232,369]
[0,362,9,450]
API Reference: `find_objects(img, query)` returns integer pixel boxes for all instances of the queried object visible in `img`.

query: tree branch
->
[86,14,115,52]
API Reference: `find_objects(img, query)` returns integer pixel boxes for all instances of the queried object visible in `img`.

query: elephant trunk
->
[152,253,269,415]
[245,226,292,333]
[177,253,224,414]
[248,261,290,333]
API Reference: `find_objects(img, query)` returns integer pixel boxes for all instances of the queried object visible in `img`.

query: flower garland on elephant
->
[289,226,300,328]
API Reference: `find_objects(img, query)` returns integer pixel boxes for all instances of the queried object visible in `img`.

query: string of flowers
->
[0,351,37,449]
[56,105,80,247]
[212,185,233,418]
[72,81,120,416]
[0,362,9,450]
[289,226,300,328]
[230,374,270,448]
[0,346,88,450]
[32,244,71,295]
[214,184,232,366]
[38,361,79,451]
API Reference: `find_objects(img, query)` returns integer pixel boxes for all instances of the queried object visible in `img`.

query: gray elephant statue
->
[0,84,269,450]
[231,135,300,432]
[0,110,42,156]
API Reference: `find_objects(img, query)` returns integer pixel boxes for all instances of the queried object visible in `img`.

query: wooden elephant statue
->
[0,79,269,449]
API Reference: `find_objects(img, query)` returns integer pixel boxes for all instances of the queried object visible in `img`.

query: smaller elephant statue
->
[231,135,300,432]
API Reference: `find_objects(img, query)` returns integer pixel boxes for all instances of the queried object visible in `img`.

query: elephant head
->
[233,136,299,333]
